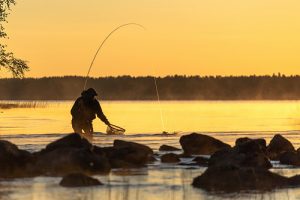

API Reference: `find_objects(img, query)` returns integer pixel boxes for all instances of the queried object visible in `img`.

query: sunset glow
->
[4,0,300,77]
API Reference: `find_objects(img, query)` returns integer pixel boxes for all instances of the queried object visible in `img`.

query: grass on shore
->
[0,101,47,109]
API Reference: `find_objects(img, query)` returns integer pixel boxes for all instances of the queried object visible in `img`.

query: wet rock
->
[159,145,180,152]
[267,134,295,160]
[209,144,271,169]
[42,133,92,154]
[279,151,300,166]
[235,137,267,152]
[235,137,252,146]
[161,153,180,163]
[0,140,34,178]
[192,165,299,192]
[235,139,267,155]
[35,147,110,176]
[179,133,231,155]
[114,140,153,155]
[60,173,102,187]
[95,141,154,168]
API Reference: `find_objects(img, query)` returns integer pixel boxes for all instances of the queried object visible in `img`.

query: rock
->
[280,151,300,166]
[209,145,271,169]
[60,173,102,187]
[42,133,92,154]
[114,140,153,155]
[180,133,231,155]
[192,156,209,166]
[267,134,295,160]
[235,137,267,152]
[96,141,154,168]
[192,165,298,192]
[161,153,180,163]
[235,137,252,146]
[34,147,110,176]
[159,145,180,152]
[235,139,267,155]
[0,140,34,178]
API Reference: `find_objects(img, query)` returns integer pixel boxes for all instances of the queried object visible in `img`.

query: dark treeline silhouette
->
[1,75,300,100]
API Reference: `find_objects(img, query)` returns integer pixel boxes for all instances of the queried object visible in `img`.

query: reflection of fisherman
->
[71,88,110,134]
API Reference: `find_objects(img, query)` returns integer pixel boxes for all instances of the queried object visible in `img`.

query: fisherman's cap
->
[86,88,98,96]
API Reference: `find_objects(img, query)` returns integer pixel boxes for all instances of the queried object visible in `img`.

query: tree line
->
[1,75,300,100]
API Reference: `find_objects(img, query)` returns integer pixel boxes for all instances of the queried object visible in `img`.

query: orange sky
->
[3,0,300,77]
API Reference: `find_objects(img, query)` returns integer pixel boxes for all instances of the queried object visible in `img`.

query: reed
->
[0,101,47,109]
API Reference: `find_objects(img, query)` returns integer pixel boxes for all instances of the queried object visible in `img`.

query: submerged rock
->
[59,173,102,187]
[192,156,209,166]
[161,153,180,163]
[267,134,295,160]
[179,133,231,155]
[159,145,180,152]
[192,165,300,192]
[0,140,34,178]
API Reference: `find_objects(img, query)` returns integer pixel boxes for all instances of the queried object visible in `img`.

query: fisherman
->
[71,88,110,134]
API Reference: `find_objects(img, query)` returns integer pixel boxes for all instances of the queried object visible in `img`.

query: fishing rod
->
[83,23,146,90]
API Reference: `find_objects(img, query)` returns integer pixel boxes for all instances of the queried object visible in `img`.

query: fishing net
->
[106,124,126,135]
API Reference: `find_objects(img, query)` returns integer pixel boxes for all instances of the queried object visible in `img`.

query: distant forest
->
[1,75,300,100]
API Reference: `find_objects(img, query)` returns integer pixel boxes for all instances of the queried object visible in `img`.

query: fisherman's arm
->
[95,101,110,125]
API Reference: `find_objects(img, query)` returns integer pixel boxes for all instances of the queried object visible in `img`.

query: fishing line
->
[83,23,146,90]
[154,76,166,132]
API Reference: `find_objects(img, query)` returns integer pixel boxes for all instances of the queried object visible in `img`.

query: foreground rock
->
[267,134,295,160]
[159,145,180,152]
[209,139,271,169]
[60,173,102,187]
[180,133,230,155]
[40,133,92,154]
[34,147,111,176]
[0,140,34,178]
[95,140,154,168]
[192,165,300,192]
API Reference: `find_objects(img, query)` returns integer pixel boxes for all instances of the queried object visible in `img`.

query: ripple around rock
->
[59,173,102,187]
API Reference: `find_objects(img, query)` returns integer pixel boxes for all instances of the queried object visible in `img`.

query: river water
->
[1,101,300,200]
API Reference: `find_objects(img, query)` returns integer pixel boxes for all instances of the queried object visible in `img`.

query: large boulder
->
[41,133,92,154]
[192,165,300,192]
[94,140,154,168]
[34,147,110,176]
[235,138,267,153]
[267,134,295,160]
[60,173,102,187]
[179,133,231,155]
[0,140,34,178]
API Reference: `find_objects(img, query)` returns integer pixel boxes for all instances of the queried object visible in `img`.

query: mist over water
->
[2,100,300,200]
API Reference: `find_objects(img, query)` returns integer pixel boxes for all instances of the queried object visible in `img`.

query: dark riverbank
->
[1,75,300,100]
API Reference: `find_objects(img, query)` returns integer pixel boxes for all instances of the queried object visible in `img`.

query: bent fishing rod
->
[83,23,146,90]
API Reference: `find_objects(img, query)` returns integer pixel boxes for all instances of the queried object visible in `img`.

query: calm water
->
[1,100,300,200]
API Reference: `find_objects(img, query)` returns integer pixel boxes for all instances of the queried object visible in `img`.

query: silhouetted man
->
[71,88,110,134]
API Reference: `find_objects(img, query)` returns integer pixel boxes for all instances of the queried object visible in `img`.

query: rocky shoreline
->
[1,132,300,191]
